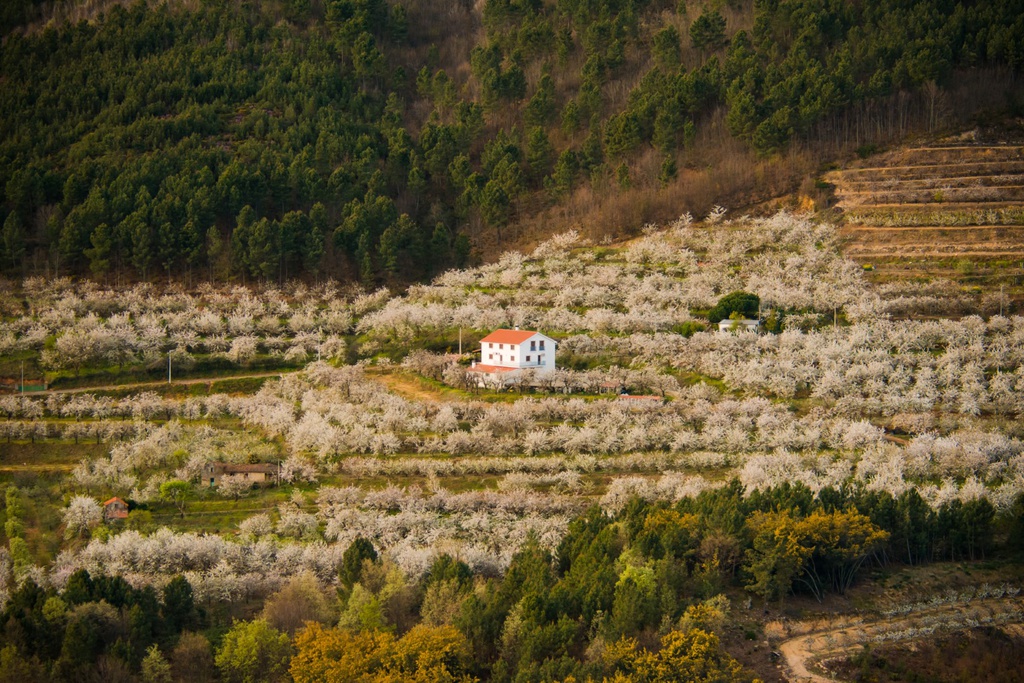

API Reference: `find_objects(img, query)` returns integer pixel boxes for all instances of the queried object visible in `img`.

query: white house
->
[469,329,557,384]
[717,318,761,334]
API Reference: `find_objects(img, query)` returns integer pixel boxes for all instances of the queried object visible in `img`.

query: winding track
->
[778,596,1024,682]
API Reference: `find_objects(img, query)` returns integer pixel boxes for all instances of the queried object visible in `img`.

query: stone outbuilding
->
[202,462,279,488]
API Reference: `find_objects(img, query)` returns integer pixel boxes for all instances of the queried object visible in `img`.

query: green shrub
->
[707,291,759,323]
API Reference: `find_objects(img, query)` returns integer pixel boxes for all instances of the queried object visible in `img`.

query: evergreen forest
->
[2,0,1023,284]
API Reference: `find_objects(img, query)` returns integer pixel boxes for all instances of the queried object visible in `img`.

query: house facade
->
[467,329,558,387]
[717,318,761,334]
[202,462,279,487]
[475,329,557,372]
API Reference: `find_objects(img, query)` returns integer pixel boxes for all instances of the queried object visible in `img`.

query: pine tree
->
[84,222,113,279]
[1,211,26,273]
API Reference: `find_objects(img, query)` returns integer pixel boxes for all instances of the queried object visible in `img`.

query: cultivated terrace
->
[1,211,1023,681]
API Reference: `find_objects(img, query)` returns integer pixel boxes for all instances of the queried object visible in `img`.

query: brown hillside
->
[825,128,1024,300]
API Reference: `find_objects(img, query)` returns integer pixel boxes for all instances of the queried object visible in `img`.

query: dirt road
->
[778,596,1024,682]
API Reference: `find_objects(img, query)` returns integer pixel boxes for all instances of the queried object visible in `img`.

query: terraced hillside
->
[825,134,1024,305]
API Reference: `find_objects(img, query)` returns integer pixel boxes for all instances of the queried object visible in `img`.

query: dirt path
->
[848,250,1024,258]
[371,370,448,403]
[840,185,1024,195]
[838,174,1024,187]
[840,225,1024,231]
[778,596,1024,682]
[844,200,1024,210]
[836,160,1024,173]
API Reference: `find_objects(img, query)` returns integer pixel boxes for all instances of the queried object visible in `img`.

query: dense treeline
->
[2,482,1022,682]
[0,570,202,682]
[1,0,1022,284]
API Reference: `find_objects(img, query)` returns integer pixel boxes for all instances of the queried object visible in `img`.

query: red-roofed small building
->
[103,497,129,521]
[469,329,557,386]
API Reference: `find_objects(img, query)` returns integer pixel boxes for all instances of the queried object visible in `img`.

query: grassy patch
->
[671,370,732,393]
[148,487,297,534]
[0,441,107,466]
[46,356,299,390]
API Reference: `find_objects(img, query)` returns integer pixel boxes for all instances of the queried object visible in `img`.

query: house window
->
[538,354,544,363]
[530,341,536,351]
[511,356,515,362]
[499,344,503,349]
[539,340,545,350]
[526,355,531,362]
[488,343,493,349]
[488,354,493,360]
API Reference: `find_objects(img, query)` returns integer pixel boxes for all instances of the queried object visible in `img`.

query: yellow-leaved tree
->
[795,509,890,600]
[560,628,761,683]
[290,623,478,683]
[744,508,889,603]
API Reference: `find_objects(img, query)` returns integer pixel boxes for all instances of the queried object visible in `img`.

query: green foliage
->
[689,8,727,53]
[3,0,1019,286]
[652,25,681,69]
[0,644,47,683]
[159,480,192,517]
[0,482,1017,680]
[215,619,292,683]
[0,1,466,283]
[526,127,556,185]
[723,0,1024,154]
[426,554,473,589]
[340,536,379,591]
[707,291,760,323]
[141,644,172,683]
[162,575,199,634]
[525,73,557,126]
[1,212,26,272]
[658,156,677,187]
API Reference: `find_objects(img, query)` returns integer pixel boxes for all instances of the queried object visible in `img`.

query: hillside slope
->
[1,0,1023,285]
[827,127,1024,300]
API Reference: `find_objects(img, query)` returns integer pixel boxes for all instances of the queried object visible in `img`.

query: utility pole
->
[20,361,24,396]
[168,354,172,384]
[1000,284,1004,317]
[459,328,463,355]
[317,327,322,362]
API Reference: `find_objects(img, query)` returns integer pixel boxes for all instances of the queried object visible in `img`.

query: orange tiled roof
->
[480,329,539,345]
[103,497,126,506]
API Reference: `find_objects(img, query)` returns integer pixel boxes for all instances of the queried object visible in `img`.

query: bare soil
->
[831,626,1024,683]
[777,596,1024,682]
[823,133,1024,281]
[369,369,448,403]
